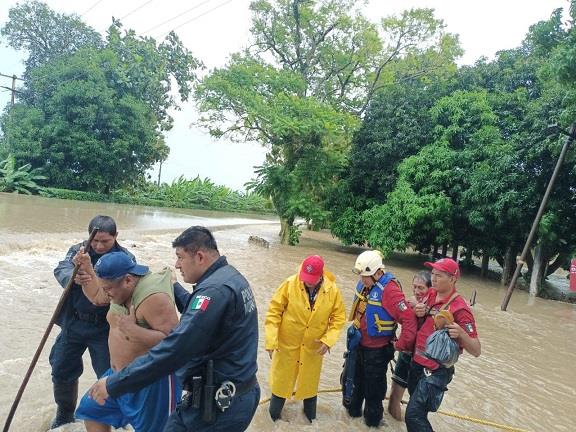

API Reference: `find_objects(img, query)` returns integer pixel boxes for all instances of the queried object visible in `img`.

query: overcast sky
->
[0,0,570,190]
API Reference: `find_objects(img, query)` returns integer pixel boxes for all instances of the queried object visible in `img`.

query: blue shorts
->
[76,368,182,432]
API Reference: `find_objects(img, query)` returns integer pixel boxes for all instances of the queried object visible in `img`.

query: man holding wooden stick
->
[49,215,135,429]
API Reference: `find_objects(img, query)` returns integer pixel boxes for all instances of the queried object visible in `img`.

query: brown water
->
[0,193,575,432]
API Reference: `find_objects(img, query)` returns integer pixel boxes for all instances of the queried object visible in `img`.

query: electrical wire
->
[142,0,212,35]
[158,0,235,39]
[120,0,156,21]
[81,0,106,17]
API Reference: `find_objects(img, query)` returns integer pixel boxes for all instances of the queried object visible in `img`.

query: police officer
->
[88,226,260,432]
[49,215,135,429]
[344,250,417,427]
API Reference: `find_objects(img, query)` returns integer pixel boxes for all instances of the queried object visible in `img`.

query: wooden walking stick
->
[3,228,99,432]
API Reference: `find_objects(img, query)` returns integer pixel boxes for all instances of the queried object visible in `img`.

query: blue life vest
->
[355,273,397,337]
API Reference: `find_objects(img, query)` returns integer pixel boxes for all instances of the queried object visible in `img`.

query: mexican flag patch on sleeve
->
[190,295,211,311]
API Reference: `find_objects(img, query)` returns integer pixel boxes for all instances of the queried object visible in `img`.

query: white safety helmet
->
[353,250,385,276]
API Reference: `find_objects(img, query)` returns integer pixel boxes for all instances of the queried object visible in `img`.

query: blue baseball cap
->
[94,252,149,280]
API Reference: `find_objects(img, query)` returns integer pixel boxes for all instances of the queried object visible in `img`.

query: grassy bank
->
[41,176,274,214]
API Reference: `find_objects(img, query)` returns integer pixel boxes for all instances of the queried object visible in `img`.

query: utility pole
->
[157,160,163,186]
[0,72,24,105]
[500,122,576,311]
[0,73,24,154]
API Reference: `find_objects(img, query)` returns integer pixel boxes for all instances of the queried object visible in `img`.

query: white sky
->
[0,0,570,190]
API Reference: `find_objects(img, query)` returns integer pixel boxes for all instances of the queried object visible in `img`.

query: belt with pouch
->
[182,373,257,423]
[183,375,258,397]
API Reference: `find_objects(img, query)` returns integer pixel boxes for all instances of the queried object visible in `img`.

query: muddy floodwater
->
[0,193,575,431]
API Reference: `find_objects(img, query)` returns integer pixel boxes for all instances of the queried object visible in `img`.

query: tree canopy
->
[1,1,103,77]
[0,2,201,192]
[329,3,576,296]
[196,0,460,243]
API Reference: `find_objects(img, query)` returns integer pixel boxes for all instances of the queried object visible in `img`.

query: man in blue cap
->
[74,252,181,432]
[88,226,259,432]
[50,215,135,429]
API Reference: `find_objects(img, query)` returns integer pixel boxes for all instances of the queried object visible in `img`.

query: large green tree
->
[196,0,460,243]
[338,4,576,297]
[328,76,451,245]
[1,3,201,192]
[0,1,103,76]
[363,90,506,257]
[2,49,163,191]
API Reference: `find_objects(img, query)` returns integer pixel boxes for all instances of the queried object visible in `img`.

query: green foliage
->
[0,155,46,194]
[363,179,452,256]
[332,2,576,298]
[288,225,302,246]
[149,176,272,212]
[42,176,272,214]
[105,21,202,131]
[328,77,451,245]
[249,1,461,114]
[0,1,103,76]
[196,0,458,244]
[354,90,507,255]
[2,49,163,192]
[0,4,201,193]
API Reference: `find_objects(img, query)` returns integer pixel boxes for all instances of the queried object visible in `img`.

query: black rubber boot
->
[364,405,383,428]
[303,396,317,423]
[50,381,78,429]
[269,394,286,421]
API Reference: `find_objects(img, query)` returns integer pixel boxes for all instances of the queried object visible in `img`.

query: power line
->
[120,0,156,21]
[81,0,106,17]
[142,0,212,35]
[159,0,236,39]
[0,73,23,106]
[0,73,24,81]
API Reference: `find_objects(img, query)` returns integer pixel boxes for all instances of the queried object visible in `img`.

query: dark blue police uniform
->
[106,256,260,432]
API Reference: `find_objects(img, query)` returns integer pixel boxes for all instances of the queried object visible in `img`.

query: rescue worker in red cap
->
[405,258,481,432]
[265,255,346,423]
[345,250,417,427]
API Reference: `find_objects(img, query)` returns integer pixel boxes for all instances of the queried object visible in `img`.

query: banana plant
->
[0,155,47,194]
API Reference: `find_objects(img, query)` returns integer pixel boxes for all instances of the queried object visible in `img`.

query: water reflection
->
[0,192,276,235]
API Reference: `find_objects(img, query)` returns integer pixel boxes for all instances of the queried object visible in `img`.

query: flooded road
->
[0,193,575,431]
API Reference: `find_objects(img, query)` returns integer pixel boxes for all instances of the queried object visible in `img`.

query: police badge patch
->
[398,301,408,312]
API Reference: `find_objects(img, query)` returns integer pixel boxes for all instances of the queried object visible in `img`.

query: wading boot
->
[50,380,78,429]
[269,394,286,421]
[303,396,317,423]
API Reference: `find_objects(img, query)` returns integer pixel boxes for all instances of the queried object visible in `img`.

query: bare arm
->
[117,294,179,349]
[74,247,109,306]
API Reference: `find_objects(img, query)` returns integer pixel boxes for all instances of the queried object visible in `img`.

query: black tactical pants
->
[346,344,395,427]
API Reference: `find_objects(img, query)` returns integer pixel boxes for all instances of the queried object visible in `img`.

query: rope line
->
[258,388,530,432]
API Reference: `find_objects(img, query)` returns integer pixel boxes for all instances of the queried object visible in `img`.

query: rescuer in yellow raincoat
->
[265,255,346,423]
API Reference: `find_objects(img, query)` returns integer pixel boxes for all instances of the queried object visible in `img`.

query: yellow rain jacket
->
[265,269,346,400]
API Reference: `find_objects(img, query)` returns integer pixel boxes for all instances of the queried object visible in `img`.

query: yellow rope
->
[258,388,530,432]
